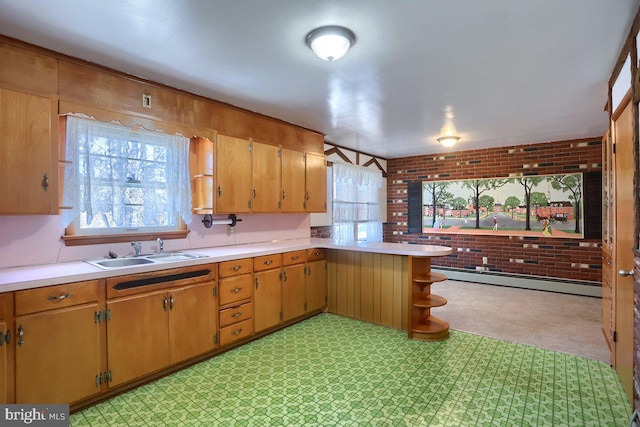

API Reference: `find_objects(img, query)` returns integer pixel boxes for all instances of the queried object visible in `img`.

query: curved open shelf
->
[408,257,449,341]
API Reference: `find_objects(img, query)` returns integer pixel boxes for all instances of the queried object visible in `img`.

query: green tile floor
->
[70,314,631,426]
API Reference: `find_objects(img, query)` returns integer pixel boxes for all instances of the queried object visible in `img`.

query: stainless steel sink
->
[85,252,207,269]
[145,253,203,262]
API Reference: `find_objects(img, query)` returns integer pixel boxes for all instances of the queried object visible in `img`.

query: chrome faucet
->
[131,241,142,256]
[157,238,164,254]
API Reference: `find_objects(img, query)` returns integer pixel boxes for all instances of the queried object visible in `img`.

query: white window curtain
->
[61,116,192,230]
[332,162,383,243]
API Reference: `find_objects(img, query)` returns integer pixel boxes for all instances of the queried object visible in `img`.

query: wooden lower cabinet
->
[0,320,8,404]
[306,259,327,313]
[107,282,217,388]
[282,264,306,322]
[254,268,283,332]
[169,283,217,364]
[15,303,102,404]
[107,291,170,388]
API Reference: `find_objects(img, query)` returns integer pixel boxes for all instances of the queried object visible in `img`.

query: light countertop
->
[0,238,451,293]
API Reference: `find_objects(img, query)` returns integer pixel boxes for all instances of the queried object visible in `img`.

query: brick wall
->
[385,137,603,282]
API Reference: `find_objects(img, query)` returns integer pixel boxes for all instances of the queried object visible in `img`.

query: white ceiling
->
[0,1,637,158]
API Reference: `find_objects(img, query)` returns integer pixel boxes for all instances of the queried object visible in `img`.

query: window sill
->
[62,230,190,246]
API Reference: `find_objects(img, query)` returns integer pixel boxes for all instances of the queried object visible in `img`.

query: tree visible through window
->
[61,116,192,235]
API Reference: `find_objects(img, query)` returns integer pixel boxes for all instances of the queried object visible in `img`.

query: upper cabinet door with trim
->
[281,148,306,212]
[305,152,327,213]
[216,134,253,213]
[0,88,57,214]
[252,141,281,212]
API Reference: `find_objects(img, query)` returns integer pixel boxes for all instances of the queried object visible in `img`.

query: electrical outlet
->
[482,257,488,264]
[142,94,152,109]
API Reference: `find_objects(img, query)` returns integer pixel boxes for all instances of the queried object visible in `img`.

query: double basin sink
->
[85,252,207,270]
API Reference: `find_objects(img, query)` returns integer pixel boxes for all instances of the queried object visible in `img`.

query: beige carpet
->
[432,280,610,363]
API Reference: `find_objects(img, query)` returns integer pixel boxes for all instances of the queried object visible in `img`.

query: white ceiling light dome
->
[305,25,356,62]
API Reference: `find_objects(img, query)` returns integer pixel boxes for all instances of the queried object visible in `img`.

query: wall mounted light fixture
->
[305,25,356,61]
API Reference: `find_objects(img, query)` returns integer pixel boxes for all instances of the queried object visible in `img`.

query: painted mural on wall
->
[422,173,584,238]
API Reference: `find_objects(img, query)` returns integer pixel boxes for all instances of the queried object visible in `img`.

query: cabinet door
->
[107,292,170,387]
[282,264,306,322]
[305,153,327,212]
[306,260,327,313]
[0,88,55,214]
[252,141,281,212]
[281,148,306,212]
[0,321,6,404]
[216,134,253,213]
[254,269,282,333]
[169,282,217,364]
[15,304,102,404]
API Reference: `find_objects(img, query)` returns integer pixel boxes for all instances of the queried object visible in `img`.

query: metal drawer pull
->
[291,256,299,260]
[231,312,243,318]
[163,296,168,312]
[17,325,24,347]
[231,287,242,293]
[170,296,174,310]
[264,260,273,265]
[4,330,9,345]
[48,293,72,302]
[314,251,321,256]
[231,266,242,271]
[231,329,243,336]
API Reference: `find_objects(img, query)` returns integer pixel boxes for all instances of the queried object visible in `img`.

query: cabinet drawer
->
[219,318,253,346]
[219,302,253,328]
[253,254,282,272]
[219,258,253,278]
[306,248,326,261]
[219,274,253,307]
[0,293,8,320]
[283,250,306,266]
[15,280,99,315]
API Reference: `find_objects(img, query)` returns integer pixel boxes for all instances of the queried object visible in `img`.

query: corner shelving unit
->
[408,256,449,341]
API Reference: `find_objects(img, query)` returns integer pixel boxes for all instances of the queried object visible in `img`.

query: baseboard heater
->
[431,266,601,298]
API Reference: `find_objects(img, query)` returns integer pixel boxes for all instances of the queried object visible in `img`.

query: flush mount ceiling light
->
[305,25,356,61]
[437,136,460,147]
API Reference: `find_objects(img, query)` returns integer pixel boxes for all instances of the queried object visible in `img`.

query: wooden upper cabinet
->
[252,141,281,212]
[305,152,327,212]
[0,88,57,214]
[216,134,253,213]
[0,41,58,95]
[281,148,306,212]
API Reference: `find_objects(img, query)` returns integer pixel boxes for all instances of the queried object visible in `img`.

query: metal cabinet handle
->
[264,260,273,265]
[619,269,634,277]
[282,190,286,200]
[291,256,299,261]
[217,186,222,197]
[308,266,311,276]
[163,296,168,312]
[314,251,321,257]
[230,287,243,293]
[17,325,24,347]
[42,173,49,191]
[231,329,243,336]
[231,312,242,318]
[306,192,310,200]
[170,296,174,310]
[231,266,242,271]
[253,189,257,198]
[48,293,72,302]
[283,271,288,282]
[4,330,9,345]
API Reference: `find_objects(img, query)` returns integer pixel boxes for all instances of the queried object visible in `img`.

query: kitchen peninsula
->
[0,237,451,408]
